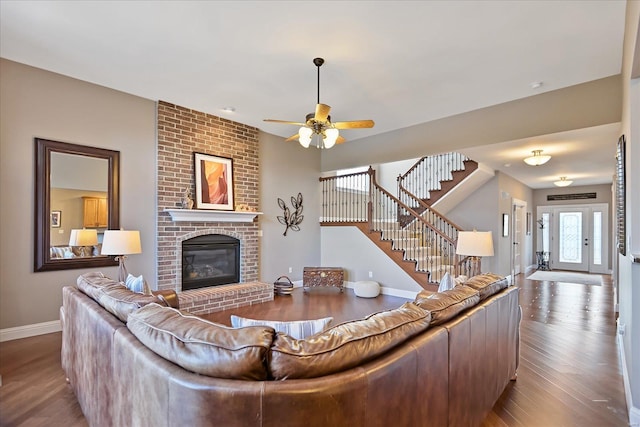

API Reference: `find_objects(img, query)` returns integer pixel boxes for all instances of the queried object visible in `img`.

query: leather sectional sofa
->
[61,272,520,427]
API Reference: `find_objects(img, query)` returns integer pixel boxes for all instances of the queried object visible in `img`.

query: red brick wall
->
[156,101,260,291]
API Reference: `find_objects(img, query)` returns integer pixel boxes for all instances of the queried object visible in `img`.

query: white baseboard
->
[0,320,61,342]
[617,330,640,426]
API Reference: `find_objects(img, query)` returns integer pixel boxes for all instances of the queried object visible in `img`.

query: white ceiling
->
[0,1,627,189]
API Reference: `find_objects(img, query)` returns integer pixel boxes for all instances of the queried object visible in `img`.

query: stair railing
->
[320,167,462,283]
[398,152,471,204]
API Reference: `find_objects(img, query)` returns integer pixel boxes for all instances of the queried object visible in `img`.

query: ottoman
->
[354,281,380,298]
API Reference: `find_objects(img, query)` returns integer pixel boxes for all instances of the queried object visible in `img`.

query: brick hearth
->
[178,282,273,316]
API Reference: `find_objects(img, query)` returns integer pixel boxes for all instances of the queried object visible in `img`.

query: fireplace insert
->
[182,234,240,291]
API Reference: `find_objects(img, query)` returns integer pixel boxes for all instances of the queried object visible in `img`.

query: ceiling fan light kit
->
[264,57,374,149]
[523,149,551,166]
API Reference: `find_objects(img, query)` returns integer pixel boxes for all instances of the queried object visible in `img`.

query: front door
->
[538,203,609,273]
[553,207,589,271]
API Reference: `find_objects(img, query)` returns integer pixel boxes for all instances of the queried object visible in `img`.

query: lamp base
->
[115,256,129,283]
[461,256,482,278]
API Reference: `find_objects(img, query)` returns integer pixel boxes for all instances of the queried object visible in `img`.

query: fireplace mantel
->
[164,209,262,223]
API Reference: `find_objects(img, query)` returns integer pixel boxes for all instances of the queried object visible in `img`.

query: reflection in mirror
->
[50,152,108,251]
[35,138,120,272]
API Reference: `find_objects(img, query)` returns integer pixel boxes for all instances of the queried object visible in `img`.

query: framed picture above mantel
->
[194,153,234,211]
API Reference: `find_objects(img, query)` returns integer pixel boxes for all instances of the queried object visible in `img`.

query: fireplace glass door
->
[182,234,240,290]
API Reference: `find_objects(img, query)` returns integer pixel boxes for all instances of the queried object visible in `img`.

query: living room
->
[1,2,639,425]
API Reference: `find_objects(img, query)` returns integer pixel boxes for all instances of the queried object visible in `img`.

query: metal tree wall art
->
[277,193,303,236]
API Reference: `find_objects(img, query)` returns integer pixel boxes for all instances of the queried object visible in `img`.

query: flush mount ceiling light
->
[524,150,551,166]
[554,176,573,187]
[264,58,374,149]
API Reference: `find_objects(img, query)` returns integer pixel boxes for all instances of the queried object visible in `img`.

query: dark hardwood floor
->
[0,272,629,426]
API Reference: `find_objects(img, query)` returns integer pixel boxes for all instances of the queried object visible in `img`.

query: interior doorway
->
[536,203,609,274]
[511,199,527,278]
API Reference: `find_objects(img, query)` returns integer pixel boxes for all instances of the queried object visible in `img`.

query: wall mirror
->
[35,138,120,271]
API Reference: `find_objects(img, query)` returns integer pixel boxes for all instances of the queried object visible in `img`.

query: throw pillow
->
[437,272,455,292]
[125,274,152,295]
[230,315,333,340]
[127,303,275,380]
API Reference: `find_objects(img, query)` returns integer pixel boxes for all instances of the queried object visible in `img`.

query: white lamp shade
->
[69,229,98,246]
[101,230,142,255]
[456,231,494,257]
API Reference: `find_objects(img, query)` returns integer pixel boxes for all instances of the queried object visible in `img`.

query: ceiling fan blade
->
[336,135,346,144]
[314,104,331,122]
[333,120,375,129]
[264,119,306,126]
[285,134,299,142]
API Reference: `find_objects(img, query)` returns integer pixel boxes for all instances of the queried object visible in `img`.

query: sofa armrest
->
[153,290,179,309]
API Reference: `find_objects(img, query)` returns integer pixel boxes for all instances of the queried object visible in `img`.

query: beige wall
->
[0,59,324,331]
[444,172,533,276]
[258,131,321,283]
[0,59,157,329]
[618,0,640,421]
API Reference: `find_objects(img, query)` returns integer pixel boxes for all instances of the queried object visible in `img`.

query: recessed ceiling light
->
[222,106,236,113]
[530,81,543,89]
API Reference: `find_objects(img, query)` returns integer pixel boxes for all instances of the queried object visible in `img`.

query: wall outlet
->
[288,267,292,273]
[368,271,373,278]
[257,230,263,237]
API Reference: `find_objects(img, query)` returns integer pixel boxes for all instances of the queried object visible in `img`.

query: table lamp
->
[101,229,142,282]
[68,229,99,257]
[456,230,494,277]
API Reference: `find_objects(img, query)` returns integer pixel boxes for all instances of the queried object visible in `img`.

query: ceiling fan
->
[264,57,374,149]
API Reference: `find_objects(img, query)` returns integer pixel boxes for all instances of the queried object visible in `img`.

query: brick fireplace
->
[156,101,268,312]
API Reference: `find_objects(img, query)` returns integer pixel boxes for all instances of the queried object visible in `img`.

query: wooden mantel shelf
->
[164,209,262,223]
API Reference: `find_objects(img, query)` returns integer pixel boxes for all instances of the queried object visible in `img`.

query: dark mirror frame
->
[35,138,120,272]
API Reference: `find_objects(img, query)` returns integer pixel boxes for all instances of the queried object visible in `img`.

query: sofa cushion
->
[230,315,333,340]
[414,286,480,325]
[77,272,163,322]
[463,273,508,300]
[77,272,121,301]
[97,285,161,322]
[268,302,431,380]
[127,303,275,380]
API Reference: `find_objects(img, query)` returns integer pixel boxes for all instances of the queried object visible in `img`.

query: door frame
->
[536,203,609,273]
[511,198,527,278]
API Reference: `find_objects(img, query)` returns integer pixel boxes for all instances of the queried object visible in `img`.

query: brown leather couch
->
[61,272,520,427]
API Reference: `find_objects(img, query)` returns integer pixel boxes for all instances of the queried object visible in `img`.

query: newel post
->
[367,166,375,232]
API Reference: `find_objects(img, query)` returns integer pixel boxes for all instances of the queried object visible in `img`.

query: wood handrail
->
[397,183,465,232]
[370,172,457,247]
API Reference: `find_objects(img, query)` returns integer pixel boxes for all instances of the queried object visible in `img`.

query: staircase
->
[398,153,478,210]
[320,154,479,291]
